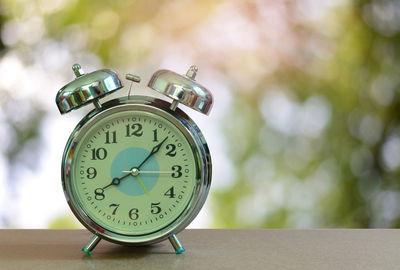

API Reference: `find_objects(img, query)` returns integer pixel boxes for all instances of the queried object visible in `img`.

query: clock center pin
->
[131,168,139,176]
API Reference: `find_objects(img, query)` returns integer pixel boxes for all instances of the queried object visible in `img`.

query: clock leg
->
[168,234,185,254]
[82,234,101,255]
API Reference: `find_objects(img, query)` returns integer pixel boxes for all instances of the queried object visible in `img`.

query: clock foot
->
[168,234,185,254]
[82,234,101,255]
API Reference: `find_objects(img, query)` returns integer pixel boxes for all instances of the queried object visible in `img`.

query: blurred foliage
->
[1,0,400,229]
[214,0,400,228]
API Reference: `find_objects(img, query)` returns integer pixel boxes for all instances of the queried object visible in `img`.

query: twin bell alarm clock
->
[55,64,213,254]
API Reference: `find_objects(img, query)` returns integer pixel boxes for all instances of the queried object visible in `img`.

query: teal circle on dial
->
[110,147,160,196]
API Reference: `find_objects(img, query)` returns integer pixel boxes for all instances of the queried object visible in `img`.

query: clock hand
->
[136,136,168,169]
[121,170,174,174]
[102,175,129,189]
[95,174,130,197]
[94,138,169,196]
[93,172,133,199]
[136,174,149,194]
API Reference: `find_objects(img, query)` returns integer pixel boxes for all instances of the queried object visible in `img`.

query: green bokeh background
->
[1,0,400,229]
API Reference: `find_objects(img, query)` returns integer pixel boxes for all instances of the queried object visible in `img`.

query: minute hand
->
[137,136,168,169]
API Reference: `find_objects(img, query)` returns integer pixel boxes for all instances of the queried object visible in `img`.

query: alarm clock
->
[55,64,212,254]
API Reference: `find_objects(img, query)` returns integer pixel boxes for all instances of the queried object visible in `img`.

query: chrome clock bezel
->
[61,96,211,245]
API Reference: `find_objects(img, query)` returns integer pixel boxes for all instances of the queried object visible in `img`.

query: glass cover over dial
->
[70,109,197,236]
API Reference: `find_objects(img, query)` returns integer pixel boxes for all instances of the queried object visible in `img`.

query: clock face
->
[69,109,197,236]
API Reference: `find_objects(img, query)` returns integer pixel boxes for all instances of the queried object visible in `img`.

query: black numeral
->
[91,148,107,160]
[86,167,97,179]
[166,144,176,157]
[126,123,143,137]
[128,208,139,220]
[94,188,105,200]
[151,202,161,214]
[164,186,175,198]
[171,165,182,178]
[105,130,117,144]
[109,203,120,215]
[153,129,158,142]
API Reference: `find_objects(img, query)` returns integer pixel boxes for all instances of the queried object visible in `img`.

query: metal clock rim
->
[61,96,211,245]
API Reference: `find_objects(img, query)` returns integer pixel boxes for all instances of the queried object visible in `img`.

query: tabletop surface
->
[0,229,399,270]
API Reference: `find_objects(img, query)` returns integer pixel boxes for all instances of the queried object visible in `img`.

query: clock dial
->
[70,110,197,235]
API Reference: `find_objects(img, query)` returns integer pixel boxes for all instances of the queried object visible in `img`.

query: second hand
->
[136,174,149,194]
